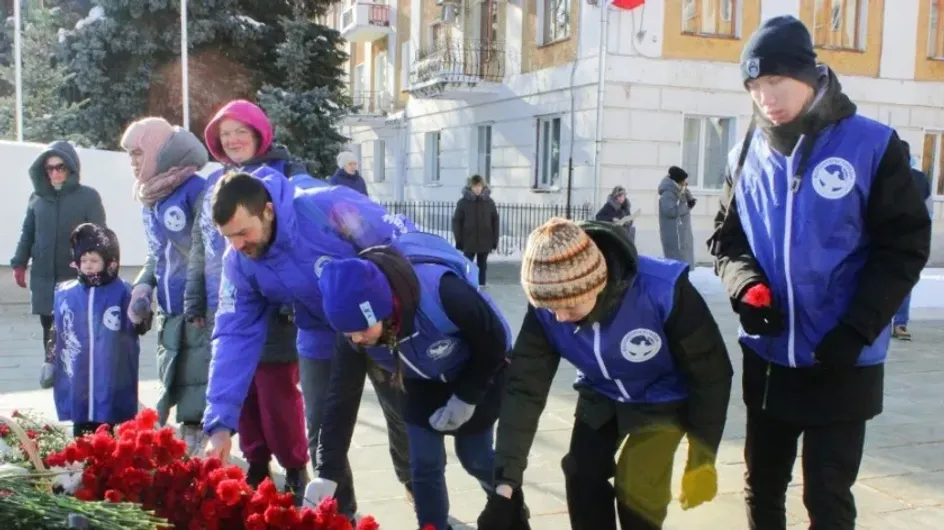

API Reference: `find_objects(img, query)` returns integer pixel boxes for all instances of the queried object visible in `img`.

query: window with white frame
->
[400,41,411,90]
[426,132,442,183]
[354,63,368,112]
[682,0,737,38]
[534,116,562,189]
[373,140,386,182]
[922,131,944,196]
[477,125,493,182]
[812,0,867,51]
[681,116,736,190]
[374,53,389,113]
[539,0,570,45]
[929,1,944,59]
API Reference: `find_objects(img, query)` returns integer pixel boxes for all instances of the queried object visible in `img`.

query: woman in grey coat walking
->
[10,141,106,356]
[658,166,696,267]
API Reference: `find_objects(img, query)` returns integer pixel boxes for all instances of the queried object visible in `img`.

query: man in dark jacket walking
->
[10,141,106,356]
[890,140,933,341]
[710,17,931,530]
[452,175,499,285]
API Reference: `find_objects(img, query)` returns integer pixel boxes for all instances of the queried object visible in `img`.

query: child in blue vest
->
[306,246,512,530]
[47,223,144,438]
[478,218,733,530]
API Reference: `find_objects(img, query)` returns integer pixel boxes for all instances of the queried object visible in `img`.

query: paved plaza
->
[0,264,942,529]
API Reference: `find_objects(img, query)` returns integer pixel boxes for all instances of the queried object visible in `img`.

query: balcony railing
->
[340,2,390,33]
[349,90,390,115]
[408,39,505,96]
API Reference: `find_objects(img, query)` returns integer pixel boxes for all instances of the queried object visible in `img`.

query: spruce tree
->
[0,8,90,144]
[257,14,350,176]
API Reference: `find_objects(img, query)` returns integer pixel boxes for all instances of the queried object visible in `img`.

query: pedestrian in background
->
[891,140,933,341]
[596,185,639,243]
[658,166,696,268]
[329,151,369,196]
[452,174,499,286]
[11,141,106,357]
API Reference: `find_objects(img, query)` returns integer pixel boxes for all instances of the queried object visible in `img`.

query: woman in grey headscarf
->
[595,185,638,243]
[10,141,106,357]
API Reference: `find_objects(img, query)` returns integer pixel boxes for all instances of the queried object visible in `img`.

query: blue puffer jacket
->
[53,279,140,425]
[141,175,205,315]
[203,175,415,433]
[733,114,893,368]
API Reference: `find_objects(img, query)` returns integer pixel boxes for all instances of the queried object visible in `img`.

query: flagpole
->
[592,0,609,207]
[181,0,190,129]
[14,0,24,141]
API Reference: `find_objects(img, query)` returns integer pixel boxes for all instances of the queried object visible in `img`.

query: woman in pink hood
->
[186,100,312,499]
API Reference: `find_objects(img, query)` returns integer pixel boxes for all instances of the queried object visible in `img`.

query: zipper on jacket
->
[782,136,805,368]
[87,286,96,420]
[591,322,631,402]
[761,362,772,411]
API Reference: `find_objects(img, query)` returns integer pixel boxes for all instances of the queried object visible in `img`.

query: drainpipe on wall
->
[591,1,610,208]
[564,0,585,219]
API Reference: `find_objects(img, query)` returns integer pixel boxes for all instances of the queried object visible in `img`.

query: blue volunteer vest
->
[53,279,140,424]
[535,256,689,404]
[363,264,512,381]
[733,114,892,368]
[142,175,204,315]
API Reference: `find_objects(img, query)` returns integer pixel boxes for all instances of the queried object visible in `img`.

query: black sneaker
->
[246,461,271,489]
[285,467,310,507]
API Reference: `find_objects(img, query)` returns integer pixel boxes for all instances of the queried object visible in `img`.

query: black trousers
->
[562,417,682,530]
[73,422,110,438]
[744,411,866,530]
[40,314,54,356]
[463,252,489,285]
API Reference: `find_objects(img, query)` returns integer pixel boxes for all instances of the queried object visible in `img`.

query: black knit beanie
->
[668,166,688,184]
[740,15,819,88]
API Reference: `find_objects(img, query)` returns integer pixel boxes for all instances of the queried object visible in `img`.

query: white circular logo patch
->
[314,256,333,278]
[427,339,456,360]
[163,205,187,232]
[811,157,856,200]
[745,58,761,79]
[103,305,122,331]
[620,328,662,363]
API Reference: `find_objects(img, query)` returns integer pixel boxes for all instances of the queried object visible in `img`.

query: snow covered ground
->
[689,267,944,310]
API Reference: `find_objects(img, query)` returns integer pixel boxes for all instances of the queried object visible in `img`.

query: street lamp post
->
[181,0,190,130]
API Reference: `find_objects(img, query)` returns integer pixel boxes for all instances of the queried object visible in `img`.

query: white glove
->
[429,395,476,432]
[127,284,153,325]
[303,478,338,508]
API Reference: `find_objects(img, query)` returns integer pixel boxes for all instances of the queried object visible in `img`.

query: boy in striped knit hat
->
[478,217,733,530]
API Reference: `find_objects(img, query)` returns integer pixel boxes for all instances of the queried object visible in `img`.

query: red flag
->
[611,0,644,9]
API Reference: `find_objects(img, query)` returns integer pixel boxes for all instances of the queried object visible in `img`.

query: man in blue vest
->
[710,16,932,530]
[201,172,415,512]
[890,140,933,341]
[479,218,733,530]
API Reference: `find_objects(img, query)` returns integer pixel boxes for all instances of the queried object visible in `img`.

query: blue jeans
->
[406,423,495,530]
[894,292,912,327]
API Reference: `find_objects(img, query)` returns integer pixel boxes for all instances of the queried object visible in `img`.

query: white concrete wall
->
[1,141,220,267]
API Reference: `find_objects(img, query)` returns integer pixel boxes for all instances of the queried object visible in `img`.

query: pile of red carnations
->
[44,409,379,530]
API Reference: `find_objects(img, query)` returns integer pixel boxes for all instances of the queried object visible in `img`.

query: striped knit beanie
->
[521,217,608,310]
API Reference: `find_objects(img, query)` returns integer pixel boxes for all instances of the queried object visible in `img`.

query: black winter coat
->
[452,187,499,254]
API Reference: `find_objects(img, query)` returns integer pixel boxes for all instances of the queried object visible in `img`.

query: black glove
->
[477,488,530,530]
[687,198,697,208]
[814,323,866,369]
[737,283,785,337]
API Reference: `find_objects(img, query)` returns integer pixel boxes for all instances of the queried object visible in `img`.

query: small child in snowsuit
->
[43,223,147,438]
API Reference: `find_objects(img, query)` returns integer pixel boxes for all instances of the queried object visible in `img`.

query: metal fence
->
[378,200,594,258]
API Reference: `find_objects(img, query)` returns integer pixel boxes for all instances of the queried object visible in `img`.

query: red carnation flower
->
[104,489,122,503]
